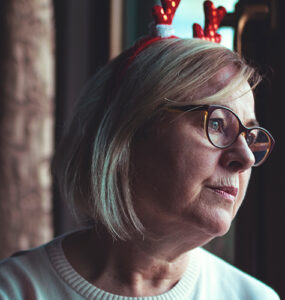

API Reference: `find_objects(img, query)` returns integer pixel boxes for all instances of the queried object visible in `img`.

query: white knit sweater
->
[0,231,280,300]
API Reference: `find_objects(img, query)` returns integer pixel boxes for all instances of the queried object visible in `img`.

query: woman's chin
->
[185,207,233,238]
[203,210,233,237]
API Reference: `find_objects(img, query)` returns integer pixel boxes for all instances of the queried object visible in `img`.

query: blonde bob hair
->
[54,38,261,240]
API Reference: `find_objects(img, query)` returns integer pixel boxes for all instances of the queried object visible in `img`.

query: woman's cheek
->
[233,169,252,217]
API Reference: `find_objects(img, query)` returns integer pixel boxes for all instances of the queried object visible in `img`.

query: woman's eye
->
[246,132,257,145]
[209,118,224,132]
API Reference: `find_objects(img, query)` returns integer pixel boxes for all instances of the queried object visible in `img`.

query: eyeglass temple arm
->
[166,105,207,113]
[164,98,208,113]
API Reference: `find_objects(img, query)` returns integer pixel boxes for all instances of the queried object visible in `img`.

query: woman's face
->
[132,72,256,241]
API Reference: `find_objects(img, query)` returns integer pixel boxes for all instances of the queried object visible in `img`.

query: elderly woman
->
[0,1,280,299]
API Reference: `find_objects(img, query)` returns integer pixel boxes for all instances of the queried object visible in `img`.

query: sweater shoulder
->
[196,247,280,300]
[0,234,75,300]
[0,242,49,276]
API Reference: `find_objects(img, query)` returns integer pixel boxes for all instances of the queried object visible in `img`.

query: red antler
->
[123,0,180,72]
[152,0,181,25]
[193,0,226,43]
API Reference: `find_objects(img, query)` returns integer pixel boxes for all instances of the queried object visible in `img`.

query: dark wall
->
[123,0,156,48]
[52,0,110,235]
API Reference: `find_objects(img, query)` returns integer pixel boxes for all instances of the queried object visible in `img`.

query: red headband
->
[124,0,226,72]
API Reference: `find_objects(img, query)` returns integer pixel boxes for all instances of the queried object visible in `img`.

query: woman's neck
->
[100,239,191,296]
[62,228,207,297]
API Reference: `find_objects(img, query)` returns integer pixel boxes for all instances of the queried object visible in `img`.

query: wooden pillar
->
[0,0,54,258]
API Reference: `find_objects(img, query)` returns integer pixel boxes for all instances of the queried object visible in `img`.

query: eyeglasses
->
[167,104,275,167]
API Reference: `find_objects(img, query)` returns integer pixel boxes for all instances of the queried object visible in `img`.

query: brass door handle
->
[235,4,269,54]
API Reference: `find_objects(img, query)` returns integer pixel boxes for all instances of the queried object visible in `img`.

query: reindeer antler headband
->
[125,0,227,69]
[193,1,227,43]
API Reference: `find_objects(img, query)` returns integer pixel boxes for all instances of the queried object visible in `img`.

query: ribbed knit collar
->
[46,233,201,300]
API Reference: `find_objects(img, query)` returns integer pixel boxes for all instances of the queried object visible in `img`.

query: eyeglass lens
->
[207,108,271,166]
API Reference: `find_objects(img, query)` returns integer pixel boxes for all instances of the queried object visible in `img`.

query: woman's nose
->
[220,132,256,172]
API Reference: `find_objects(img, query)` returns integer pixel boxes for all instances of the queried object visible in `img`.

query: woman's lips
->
[208,186,238,202]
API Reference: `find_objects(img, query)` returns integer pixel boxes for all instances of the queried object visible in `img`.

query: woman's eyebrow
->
[246,119,260,127]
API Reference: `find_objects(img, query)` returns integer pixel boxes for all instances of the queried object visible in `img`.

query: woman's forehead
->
[189,66,245,101]
[219,84,256,125]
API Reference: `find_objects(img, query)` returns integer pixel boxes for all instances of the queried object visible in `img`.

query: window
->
[171,0,239,50]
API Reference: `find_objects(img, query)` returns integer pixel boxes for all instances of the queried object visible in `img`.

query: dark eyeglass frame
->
[167,104,275,167]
